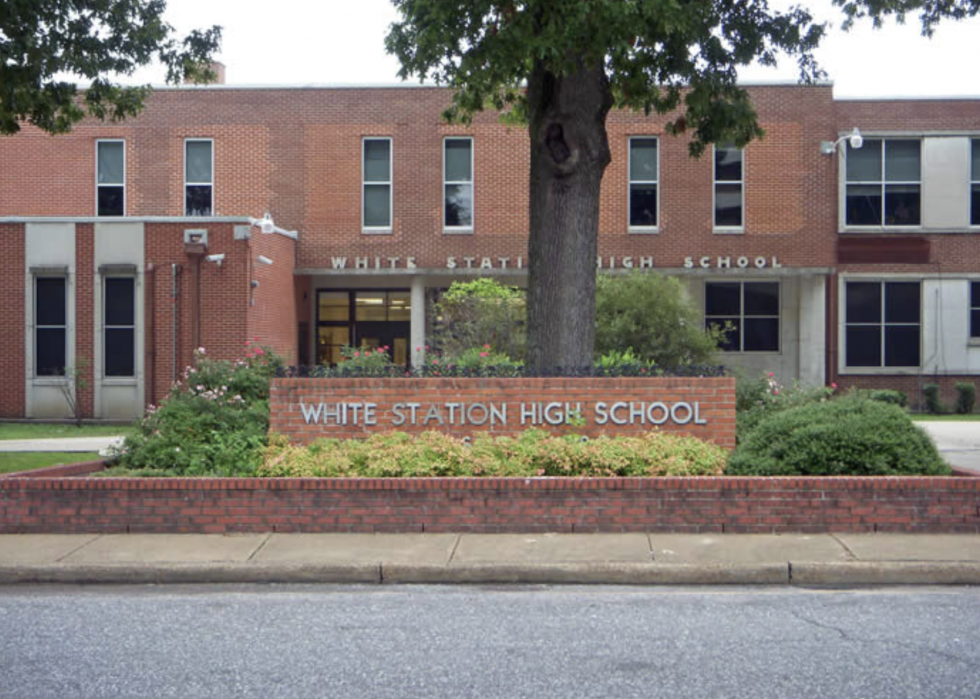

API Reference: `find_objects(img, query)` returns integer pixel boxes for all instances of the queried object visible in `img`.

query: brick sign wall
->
[269,377,735,448]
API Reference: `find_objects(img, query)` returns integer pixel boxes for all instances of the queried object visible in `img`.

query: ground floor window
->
[971,281,980,339]
[104,277,135,377]
[705,281,779,352]
[316,289,411,365]
[845,281,920,367]
[35,276,67,376]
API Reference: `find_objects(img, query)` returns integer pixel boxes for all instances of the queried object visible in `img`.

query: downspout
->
[172,263,181,385]
[145,264,156,406]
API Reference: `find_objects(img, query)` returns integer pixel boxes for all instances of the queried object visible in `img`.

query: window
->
[845,139,921,227]
[35,277,66,377]
[363,138,392,231]
[628,137,658,229]
[971,282,980,339]
[714,143,743,229]
[845,281,921,367]
[315,290,410,366]
[705,282,779,352]
[104,277,135,377]
[972,140,980,226]
[185,139,213,216]
[97,140,125,216]
[444,138,473,231]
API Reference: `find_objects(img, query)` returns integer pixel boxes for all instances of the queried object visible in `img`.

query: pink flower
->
[384,345,390,350]
[773,389,780,395]
[354,351,360,357]
[416,346,421,352]
[767,372,774,378]
[484,344,491,349]
[831,382,838,389]
[254,348,265,356]
[479,352,488,357]
[425,345,430,350]
[432,358,439,364]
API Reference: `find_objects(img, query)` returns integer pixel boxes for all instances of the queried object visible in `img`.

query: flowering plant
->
[736,371,836,443]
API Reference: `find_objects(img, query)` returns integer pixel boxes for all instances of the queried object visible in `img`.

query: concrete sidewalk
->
[0,436,124,453]
[2,532,980,586]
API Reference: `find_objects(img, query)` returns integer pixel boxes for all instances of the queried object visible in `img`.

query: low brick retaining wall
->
[269,377,736,448]
[2,475,978,534]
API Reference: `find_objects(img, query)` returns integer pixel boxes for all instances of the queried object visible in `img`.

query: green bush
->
[115,345,282,476]
[594,272,723,368]
[735,372,835,444]
[956,382,977,414]
[728,397,950,476]
[869,389,908,407]
[923,384,944,414]
[260,429,727,478]
[430,279,526,361]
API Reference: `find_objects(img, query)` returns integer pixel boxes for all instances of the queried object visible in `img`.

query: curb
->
[3,561,980,586]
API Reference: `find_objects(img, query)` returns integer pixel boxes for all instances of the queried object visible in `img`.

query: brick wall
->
[0,224,25,417]
[247,231,298,364]
[2,475,977,534]
[270,377,736,447]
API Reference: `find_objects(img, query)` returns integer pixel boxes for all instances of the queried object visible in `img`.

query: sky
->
[119,0,980,98]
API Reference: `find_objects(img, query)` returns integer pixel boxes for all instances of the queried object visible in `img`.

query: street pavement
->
[2,532,980,585]
[917,421,980,474]
[2,585,979,699]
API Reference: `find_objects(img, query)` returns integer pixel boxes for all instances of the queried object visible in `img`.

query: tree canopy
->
[0,0,221,135]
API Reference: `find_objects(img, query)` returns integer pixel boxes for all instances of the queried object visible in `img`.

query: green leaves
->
[0,0,221,134]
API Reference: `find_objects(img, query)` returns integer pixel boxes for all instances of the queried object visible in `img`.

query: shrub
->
[728,397,950,476]
[595,272,723,368]
[438,345,524,375]
[260,429,727,478]
[115,345,282,476]
[869,389,908,407]
[955,382,977,414]
[430,279,526,361]
[923,384,944,414]
[736,372,835,443]
[334,345,398,375]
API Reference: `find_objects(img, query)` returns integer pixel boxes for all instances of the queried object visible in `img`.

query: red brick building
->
[1,78,978,418]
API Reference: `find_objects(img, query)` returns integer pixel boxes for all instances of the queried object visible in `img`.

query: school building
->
[1,76,978,419]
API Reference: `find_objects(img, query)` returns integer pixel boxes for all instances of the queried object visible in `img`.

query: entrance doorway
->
[316,290,411,366]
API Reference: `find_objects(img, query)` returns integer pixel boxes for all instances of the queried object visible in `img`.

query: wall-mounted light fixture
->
[248,212,298,238]
[205,253,225,266]
[820,128,863,155]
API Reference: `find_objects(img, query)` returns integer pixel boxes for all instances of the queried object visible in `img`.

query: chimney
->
[188,61,226,86]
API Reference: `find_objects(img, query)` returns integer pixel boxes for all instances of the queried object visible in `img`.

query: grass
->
[910,413,980,422]
[0,422,133,440]
[0,452,101,474]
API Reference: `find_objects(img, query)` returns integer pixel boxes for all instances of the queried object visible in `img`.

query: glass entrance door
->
[315,289,411,366]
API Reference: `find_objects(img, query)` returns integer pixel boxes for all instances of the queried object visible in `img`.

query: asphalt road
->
[1,585,979,699]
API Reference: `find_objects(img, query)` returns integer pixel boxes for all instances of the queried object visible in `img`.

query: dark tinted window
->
[885,282,920,323]
[705,283,740,316]
[846,282,881,323]
[185,185,212,216]
[36,277,66,326]
[105,278,134,326]
[744,283,778,316]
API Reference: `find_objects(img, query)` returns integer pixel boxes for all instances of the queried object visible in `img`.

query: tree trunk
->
[525,58,613,372]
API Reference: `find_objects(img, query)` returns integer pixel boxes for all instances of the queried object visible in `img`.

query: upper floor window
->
[35,276,67,377]
[363,138,392,231]
[845,281,920,368]
[184,139,213,216]
[444,137,473,231]
[971,281,980,339]
[845,139,921,227]
[96,140,125,216]
[629,137,658,229]
[104,277,135,377]
[705,281,779,352]
[971,140,980,226]
[714,143,743,230]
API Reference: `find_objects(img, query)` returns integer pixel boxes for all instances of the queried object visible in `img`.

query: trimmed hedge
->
[260,429,727,478]
[727,397,950,477]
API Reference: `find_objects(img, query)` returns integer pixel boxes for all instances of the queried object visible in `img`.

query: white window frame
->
[713,142,744,233]
[704,281,780,353]
[184,138,214,216]
[362,137,393,234]
[102,275,137,378]
[34,275,68,378]
[96,139,126,217]
[628,136,659,233]
[841,279,922,372]
[443,136,474,234]
[842,137,922,231]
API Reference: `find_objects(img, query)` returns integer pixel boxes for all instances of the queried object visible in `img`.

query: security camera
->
[256,255,273,266]
[205,253,225,266]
